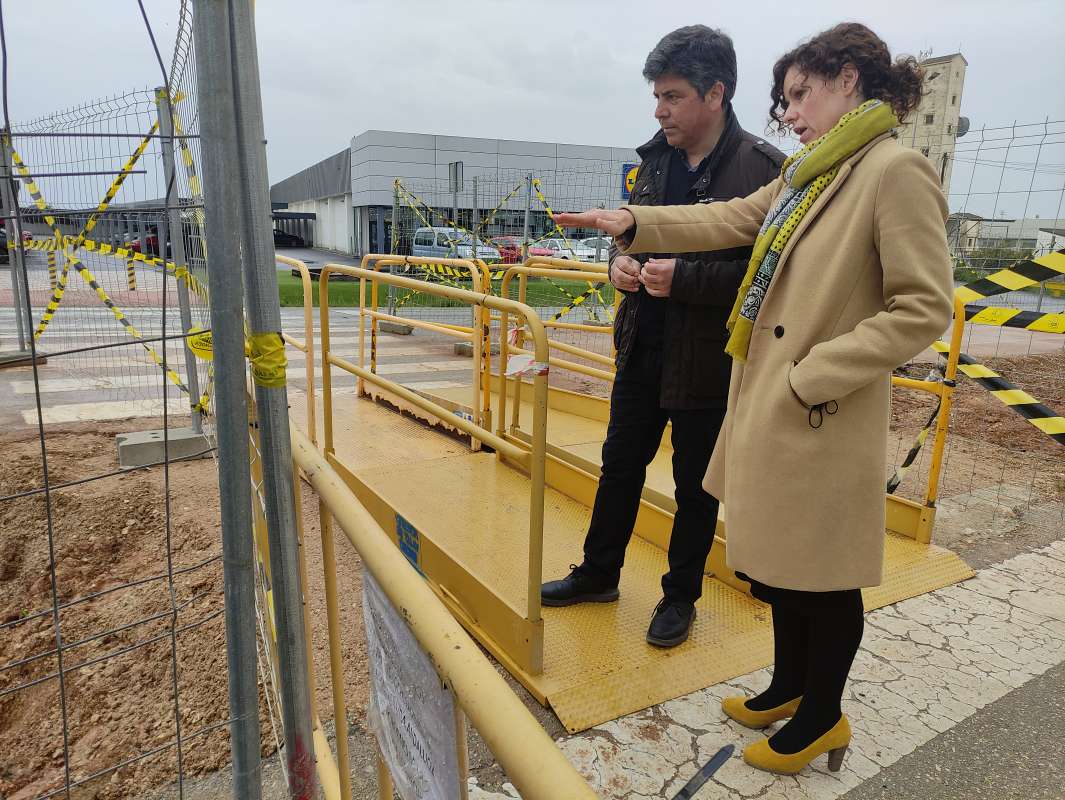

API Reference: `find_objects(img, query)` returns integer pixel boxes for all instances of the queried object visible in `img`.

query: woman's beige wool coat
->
[622,133,955,592]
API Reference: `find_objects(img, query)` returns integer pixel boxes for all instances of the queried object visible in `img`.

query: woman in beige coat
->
[558,23,954,776]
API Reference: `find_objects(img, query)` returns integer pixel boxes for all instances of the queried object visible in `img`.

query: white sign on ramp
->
[363,571,466,800]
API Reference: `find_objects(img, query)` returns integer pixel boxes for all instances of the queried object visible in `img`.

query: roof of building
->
[949,212,985,220]
[1039,227,1065,237]
[270,148,350,204]
[921,52,968,66]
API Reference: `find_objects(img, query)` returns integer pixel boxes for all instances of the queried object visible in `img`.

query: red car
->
[490,236,553,264]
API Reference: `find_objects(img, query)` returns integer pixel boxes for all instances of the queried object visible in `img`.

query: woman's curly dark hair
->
[769,23,924,131]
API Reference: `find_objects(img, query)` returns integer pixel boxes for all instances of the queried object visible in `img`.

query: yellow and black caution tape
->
[531,178,584,263]
[6,124,158,339]
[963,304,1065,334]
[931,341,1065,446]
[46,240,57,290]
[955,249,1065,304]
[5,141,78,335]
[395,181,506,275]
[71,257,191,395]
[551,286,597,321]
[5,93,190,339]
[473,179,524,239]
[531,178,610,314]
[169,97,208,263]
[5,145,209,412]
[18,235,209,302]
[126,258,137,291]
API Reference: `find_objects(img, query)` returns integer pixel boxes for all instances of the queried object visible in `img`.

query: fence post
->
[0,132,30,352]
[389,181,398,314]
[224,1,318,797]
[190,2,263,799]
[521,172,533,262]
[155,87,203,433]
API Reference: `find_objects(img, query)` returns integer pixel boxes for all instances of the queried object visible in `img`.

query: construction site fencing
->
[4,84,211,421]
[0,1,238,799]
[389,171,617,353]
[881,118,1065,567]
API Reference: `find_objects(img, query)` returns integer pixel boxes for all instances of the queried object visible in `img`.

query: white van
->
[411,227,500,261]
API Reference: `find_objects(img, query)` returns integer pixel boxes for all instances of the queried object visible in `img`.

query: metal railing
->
[317,261,551,628]
[288,426,596,799]
[886,293,966,543]
[364,254,492,430]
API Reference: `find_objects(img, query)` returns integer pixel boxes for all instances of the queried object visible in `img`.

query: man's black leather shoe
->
[646,598,696,647]
[540,564,620,607]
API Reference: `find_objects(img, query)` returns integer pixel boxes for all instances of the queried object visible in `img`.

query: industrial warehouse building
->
[269,131,639,256]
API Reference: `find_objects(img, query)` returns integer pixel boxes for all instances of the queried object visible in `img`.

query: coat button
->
[774,325,785,338]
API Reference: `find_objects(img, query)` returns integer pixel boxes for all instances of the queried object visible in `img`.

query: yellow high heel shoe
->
[743,715,851,775]
[721,695,802,729]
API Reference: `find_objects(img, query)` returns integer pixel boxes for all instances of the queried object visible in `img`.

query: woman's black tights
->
[745,588,865,754]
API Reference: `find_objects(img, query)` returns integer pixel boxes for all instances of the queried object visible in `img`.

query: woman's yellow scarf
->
[725,99,899,361]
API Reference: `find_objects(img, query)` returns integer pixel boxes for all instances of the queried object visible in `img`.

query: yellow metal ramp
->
[289,387,973,732]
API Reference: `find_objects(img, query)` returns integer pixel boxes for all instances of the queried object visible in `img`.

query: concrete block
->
[380,320,413,335]
[453,340,501,357]
[116,427,216,469]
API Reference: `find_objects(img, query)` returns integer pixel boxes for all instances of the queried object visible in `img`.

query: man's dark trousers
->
[582,341,725,604]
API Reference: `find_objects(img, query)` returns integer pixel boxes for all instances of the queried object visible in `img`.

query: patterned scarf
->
[725,99,899,361]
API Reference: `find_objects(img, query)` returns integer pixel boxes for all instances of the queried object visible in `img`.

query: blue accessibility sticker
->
[395,514,424,575]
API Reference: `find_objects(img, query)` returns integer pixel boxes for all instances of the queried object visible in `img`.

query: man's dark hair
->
[643,25,737,103]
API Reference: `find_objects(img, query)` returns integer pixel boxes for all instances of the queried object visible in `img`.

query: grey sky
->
[5,0,1065,217]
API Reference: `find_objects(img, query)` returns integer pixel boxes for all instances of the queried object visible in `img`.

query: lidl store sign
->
[621,163,640,200]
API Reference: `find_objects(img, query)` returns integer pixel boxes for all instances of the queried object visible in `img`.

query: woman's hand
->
[553,208,635,237]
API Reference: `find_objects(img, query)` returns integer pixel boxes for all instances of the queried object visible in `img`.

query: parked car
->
[579,236,613,256]
[538,238,598,262]
[411,227,500,261]
[489,235,553,264]
[273,228,305,248]
[0,227,8,263]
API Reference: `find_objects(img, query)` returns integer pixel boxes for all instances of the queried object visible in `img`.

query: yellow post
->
[510,273,528,433]
[320,503,353,800]
[320,269,336,455]
[47,243,57,289]
[454,706,470,800]
[375,747,394,800]
[357,274,366,397]
[921,293,966,541]
[525,313,550,626]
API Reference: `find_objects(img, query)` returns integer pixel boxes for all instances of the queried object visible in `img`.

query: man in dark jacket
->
[541,25,783,646]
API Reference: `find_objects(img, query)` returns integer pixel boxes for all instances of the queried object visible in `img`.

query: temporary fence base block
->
[116,427,216,469]
[0,349,46,369]
[454,340,502,357]
[289,387,974,733]
[379,320,414,335]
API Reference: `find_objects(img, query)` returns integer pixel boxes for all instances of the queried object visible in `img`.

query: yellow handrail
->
[499,263,616,433]
[525,254,609,274]
[275,254,317,446]
[365,254,492,428]
[318,262,550,623]
[290,427,596,798]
